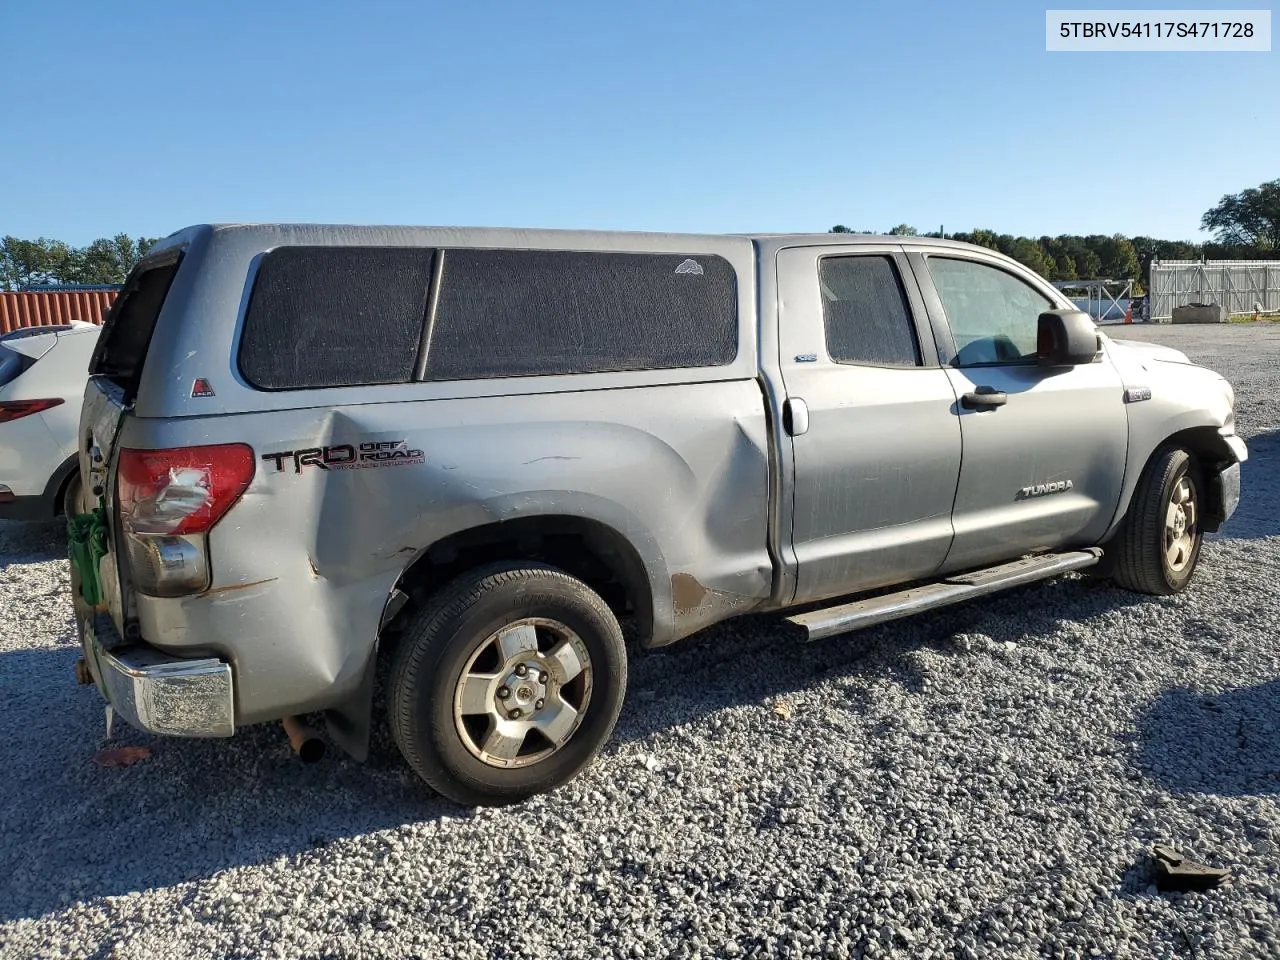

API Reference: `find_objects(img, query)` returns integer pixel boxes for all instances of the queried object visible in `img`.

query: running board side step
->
[786,549,1103,642]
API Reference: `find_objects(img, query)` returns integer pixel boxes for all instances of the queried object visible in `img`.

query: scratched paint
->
[204,577,279,597]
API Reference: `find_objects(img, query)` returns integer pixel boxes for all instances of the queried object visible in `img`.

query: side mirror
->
[1037,309,1100,367]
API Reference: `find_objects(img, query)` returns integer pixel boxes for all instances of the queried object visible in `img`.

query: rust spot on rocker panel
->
[671,573,709,616]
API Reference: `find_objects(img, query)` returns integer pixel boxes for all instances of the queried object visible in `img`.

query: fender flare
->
[380,492,674,644]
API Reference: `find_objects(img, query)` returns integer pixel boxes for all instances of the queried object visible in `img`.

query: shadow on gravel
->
[0,572,1145,923]
[614,571,1142,746]
[0,644,466,923]
[1135,680,1280,797]
[0,518,68,568]
[1215,430,1280,541]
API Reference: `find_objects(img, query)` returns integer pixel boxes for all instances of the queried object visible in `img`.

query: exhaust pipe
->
[281,715,326,764]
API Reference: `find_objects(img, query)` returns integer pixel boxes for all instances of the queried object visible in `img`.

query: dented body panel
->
[1100,335,1244,536]
[102,381,773,724]
[71,224,1245,740]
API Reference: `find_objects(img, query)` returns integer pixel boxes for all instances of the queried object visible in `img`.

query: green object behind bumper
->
[68,507,109,607]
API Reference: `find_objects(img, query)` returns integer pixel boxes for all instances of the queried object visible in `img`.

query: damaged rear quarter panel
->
[128,379,774,723]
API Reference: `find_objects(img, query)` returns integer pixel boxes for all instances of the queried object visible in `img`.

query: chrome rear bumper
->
[82,613,235,737]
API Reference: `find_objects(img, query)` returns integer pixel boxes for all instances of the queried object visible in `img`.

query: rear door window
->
[239,247,436,390]
[818,255,922,367]
[421,249,738,381]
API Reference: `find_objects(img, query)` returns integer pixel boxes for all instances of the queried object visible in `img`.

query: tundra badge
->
[1018,480,1074,500]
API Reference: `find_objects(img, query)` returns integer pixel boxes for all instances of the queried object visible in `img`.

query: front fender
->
[1103,354,1243,540]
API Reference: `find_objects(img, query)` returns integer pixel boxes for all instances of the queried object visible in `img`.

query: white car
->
[0,322,101,521]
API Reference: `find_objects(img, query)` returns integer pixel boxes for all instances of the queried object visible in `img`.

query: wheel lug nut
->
[535,699,545,710]
[539,671,549,684]
[509,708,523,720]
[497,686,510,700]
[515,663,528,677]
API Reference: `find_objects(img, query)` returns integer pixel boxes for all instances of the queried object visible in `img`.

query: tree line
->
[3,179,1275,293]
[6,227,1177,292]
[831,178,1280,291]
[0,234,157,291]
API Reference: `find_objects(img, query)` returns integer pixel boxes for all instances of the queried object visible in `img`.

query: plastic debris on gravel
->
[2,324,1279,959]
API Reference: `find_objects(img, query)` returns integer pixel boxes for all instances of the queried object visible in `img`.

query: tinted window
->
[0,346,27,387]
[240,247,435,390]
[927,257,1053,366]
[819,256,921,366]
[423,249,737,381]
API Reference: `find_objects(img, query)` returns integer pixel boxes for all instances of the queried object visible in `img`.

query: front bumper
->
[1202,432,1246,533]
[1205,461,1242,532]
[81,612,235,737]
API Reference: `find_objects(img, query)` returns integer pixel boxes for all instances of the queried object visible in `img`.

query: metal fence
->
[1149,259,1280,320]
[0,288,117,334]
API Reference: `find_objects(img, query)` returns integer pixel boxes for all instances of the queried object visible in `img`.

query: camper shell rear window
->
[89,253,183,402]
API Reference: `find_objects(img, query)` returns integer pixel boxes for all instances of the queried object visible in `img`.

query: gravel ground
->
[3,323,1280,960]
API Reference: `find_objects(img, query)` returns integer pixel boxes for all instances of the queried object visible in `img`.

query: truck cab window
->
[926,256,1052,366]
[818,255,922,367]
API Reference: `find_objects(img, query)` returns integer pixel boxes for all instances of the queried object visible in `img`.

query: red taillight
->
[0,398,64,423]
[117,444,255,536]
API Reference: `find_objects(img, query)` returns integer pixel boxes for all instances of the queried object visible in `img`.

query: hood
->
[1104,336,1193,366]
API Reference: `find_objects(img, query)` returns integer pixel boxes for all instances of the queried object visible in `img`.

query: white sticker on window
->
[674,259,704,275]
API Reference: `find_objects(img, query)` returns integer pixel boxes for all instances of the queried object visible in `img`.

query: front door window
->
[927,257,1053,366]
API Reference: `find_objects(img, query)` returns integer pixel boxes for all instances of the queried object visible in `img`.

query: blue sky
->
[2,1,1275,244]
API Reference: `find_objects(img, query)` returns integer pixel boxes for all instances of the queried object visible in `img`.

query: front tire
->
[389,563,627,806]
[1111,447,1203,595]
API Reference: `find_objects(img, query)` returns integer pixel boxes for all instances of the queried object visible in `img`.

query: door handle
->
[961,387,1007,410]
[783,397,809,436]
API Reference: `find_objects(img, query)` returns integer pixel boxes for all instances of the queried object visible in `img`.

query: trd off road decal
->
[261,440,426,474]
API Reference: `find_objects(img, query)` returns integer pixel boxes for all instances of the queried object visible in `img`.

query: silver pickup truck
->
[68,225,1245,805]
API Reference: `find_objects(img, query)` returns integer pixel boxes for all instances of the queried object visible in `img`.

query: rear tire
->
[389,562,627,806]
[1111,447,1203,595]
[61,474,82,519]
